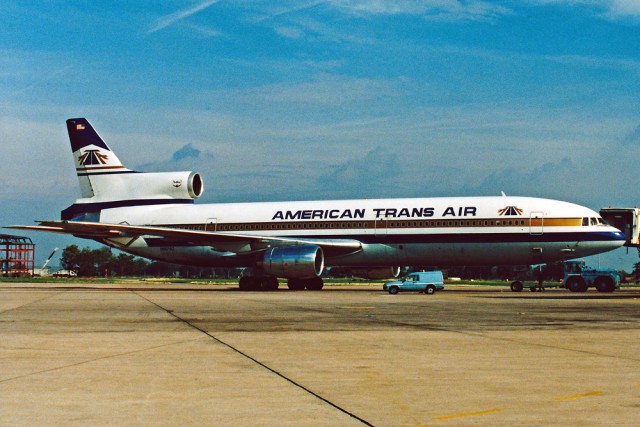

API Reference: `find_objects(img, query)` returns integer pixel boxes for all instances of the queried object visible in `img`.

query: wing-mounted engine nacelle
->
[351,266,401,280]
[262,245,324,279]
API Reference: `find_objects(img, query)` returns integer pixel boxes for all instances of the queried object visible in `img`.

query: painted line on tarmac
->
[0,288,68,315]
[0,337,204,384]
[133,290,375,427]
[553,391,603,401]
[431,407,502,421]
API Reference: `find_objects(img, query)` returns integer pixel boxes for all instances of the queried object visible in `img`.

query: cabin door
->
[205,218,217,232]
[374,218,388,237]
[529,212,544,235]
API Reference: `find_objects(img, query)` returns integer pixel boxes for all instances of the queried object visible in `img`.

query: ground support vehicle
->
[510,260,620,293]
[562,260,620,293]
[383,271,444,295]
[509,280,562,292]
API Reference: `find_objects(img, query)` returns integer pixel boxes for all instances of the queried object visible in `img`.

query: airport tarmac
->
[1,282,639,426]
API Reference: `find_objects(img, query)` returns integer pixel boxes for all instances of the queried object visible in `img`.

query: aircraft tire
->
[261,276,279,291]
[306,277,324,291]
[239,277,257,291]
[287,278,306,290]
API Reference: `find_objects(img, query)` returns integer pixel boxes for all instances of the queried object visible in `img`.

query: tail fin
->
[66,118,131,199]
[62,118,203,221]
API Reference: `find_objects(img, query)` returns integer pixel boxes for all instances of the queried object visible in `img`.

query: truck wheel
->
[595,276,615,293]
[567,277,587,292]
[389,286,399,295]
[425,285,436,295]
[510,281,523,292]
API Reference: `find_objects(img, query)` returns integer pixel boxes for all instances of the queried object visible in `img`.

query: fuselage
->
[98,195,625,268]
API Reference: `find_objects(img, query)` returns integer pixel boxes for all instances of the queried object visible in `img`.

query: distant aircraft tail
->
[62,118,203,221]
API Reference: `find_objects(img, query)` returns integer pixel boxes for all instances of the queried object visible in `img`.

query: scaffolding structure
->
[1,234,35,277]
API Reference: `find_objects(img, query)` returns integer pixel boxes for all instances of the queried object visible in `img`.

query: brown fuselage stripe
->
[159,218,583,232]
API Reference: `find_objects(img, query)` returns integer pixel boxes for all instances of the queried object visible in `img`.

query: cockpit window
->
[582,218,589,226]
[590,217,598,226]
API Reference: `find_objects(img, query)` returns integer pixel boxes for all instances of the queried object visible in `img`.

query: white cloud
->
[607,0,640,17]
[328,0,511,21]
[273,25,305,39]
[0,116,77,199]
[148,0,220,34]
[526,0,640,19]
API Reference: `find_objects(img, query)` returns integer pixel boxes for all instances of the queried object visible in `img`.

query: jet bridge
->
[600,207,640,251]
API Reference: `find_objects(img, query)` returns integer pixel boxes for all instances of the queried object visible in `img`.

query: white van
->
[383,271,444,295]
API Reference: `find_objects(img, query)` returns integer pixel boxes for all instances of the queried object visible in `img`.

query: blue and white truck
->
[562,260,620,293]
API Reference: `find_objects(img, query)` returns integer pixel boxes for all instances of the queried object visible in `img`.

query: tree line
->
[59,245,242,278]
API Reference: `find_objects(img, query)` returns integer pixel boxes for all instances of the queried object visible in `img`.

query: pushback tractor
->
[509,207,639,293]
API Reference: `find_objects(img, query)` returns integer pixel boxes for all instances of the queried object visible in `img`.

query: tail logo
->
[78,149,109,166]
[498,206,523,216]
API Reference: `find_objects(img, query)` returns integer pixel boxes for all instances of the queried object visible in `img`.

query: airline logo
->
[498,206,523,216]
[272,206,478,220]
[78,149,109,166]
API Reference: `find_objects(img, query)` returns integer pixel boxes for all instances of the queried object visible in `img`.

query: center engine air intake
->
[151,171,203,200]
[262,245,324,279]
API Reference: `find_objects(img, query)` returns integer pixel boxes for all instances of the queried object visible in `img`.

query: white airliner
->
[7,118,626,290]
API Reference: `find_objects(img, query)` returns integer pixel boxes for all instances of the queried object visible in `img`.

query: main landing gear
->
[238,276,324,291]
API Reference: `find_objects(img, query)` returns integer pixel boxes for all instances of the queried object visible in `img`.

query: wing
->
[5,220,363,256]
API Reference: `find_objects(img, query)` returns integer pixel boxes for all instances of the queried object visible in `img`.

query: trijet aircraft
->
[6,118,626,290]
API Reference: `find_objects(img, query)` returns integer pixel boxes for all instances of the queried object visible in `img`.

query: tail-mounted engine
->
[142,171,203,200]
[95,171,203,201]
[62,171,203,220]
[262,245,324,279]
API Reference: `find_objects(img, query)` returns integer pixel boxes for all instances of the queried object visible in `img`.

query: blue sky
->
[1,1,639,269]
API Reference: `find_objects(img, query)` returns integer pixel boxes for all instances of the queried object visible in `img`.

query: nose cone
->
[608,229,627,249]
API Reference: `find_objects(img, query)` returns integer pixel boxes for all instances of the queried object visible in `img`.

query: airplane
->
[6,118,626,291]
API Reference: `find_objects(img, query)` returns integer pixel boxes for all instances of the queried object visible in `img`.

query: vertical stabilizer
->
[62,118,201,221]
[66,118,131,199]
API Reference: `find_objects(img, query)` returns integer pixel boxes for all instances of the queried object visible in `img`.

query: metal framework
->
[1,234,35,277]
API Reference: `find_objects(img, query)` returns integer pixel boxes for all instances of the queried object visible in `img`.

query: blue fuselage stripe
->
[144,231,624,247]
